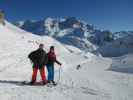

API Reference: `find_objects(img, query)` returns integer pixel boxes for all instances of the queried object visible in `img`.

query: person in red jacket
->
[46,46,62,85]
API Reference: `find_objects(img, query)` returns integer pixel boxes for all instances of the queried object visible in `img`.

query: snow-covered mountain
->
[13,17,114,52]
[13,17,133,57]
[98,34,133,57]
[110,54,133,73]
[113,31,133,40]
[1,20,133,100]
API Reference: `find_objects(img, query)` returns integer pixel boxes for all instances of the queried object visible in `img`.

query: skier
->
[28,44,48,85]
[46,46,62,85]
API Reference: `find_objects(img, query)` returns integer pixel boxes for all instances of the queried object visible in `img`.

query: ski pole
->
[58,66,62,83]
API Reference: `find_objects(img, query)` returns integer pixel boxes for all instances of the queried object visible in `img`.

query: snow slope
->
[109,54,133,73]
[0,21,133,100]
[0,20,69,80]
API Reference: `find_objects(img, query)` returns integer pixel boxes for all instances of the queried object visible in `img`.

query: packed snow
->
[0,21,133,100]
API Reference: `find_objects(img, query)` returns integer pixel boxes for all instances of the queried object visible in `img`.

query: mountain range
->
[13,17,133,57]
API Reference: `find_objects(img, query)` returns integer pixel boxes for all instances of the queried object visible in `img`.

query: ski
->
[20,81,47,86]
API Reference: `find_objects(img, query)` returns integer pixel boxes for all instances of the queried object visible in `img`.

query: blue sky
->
[0,0,133,32]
